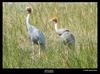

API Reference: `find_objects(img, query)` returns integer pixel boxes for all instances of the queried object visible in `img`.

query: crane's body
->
[57,29,75,49]
[49,17,75,49]
[25,7,45,57]
[26,14,45,49]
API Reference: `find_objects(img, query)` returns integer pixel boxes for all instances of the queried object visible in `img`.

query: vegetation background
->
[3,2,97,68]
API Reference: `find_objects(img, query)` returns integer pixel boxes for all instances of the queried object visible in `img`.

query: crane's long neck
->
[26,14,31,30]
[54,22,58,32]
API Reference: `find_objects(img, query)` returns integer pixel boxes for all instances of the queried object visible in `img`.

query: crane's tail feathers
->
[40,44,46,50]
[68,42,75,50]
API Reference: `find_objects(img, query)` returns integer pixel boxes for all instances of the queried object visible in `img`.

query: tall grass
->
[3,2,97,68]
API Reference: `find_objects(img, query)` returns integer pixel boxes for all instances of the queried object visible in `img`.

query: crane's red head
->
[49,16,58,23]
[26,7,32,14]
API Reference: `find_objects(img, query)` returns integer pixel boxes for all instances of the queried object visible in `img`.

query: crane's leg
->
[38,41,40,58]
[63,41,69,61]
[64,44,69,61]
[31,42,35,60]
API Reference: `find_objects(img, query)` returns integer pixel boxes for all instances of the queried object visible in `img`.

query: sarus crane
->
[25,7,45,58]
[48,16,75,50]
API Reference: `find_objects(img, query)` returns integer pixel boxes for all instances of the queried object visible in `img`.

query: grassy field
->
[3,2,97,68]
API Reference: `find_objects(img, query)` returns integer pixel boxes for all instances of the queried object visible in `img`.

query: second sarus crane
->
[25,7,45,57]
[49,17,75,50]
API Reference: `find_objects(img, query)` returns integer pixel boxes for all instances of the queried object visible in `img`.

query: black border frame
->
[1,1,98,73]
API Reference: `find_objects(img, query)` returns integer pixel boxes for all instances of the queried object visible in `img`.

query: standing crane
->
[25,7,45,58]
[48,16,75,50]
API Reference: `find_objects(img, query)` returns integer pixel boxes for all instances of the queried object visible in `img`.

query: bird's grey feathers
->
[28,25,45,49]
[56,28,69,36]
[57,28,75,49]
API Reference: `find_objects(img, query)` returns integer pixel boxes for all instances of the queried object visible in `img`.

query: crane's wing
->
[60,31,75,50]
[28,25,39,42]
[66,33,75,50]
[38,31,45,49]
[56,28,69,36]
[28,25,38,33]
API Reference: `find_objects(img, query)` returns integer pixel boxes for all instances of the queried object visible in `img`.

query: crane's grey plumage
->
[49,17,75,49]
[25,7,45,54]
